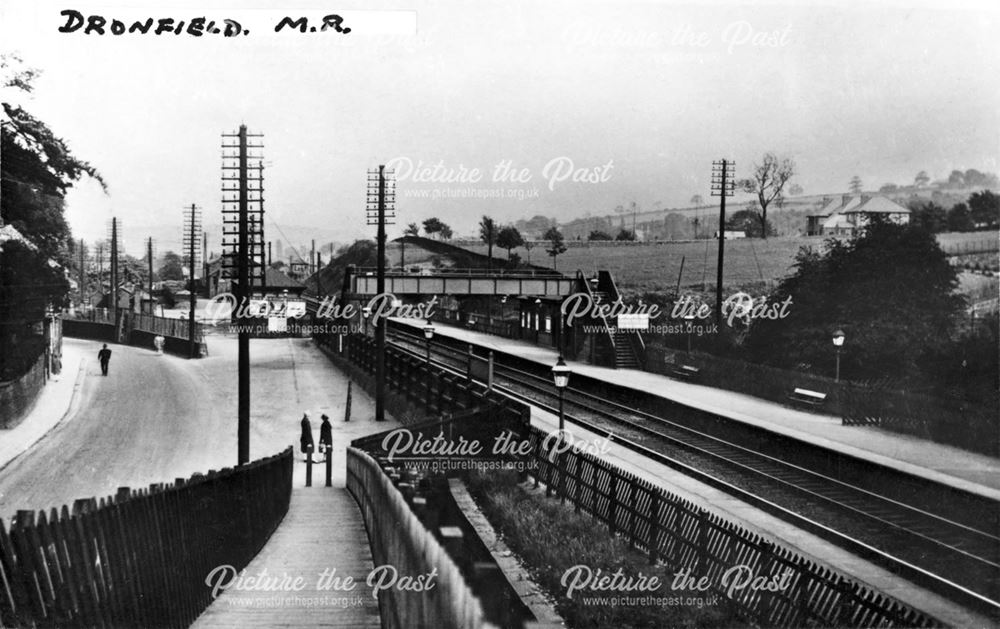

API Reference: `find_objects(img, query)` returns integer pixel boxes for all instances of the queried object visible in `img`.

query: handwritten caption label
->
[56,9,416,38]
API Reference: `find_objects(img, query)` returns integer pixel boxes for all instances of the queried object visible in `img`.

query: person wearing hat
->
[319,414,333,459]
[300,413,315,462]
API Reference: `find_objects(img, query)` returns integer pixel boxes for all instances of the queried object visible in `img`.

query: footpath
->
[0,338,87,471]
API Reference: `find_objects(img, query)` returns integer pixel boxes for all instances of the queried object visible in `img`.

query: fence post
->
[325,449,333,488]
[608,468,618,535]
[648,489,661,565]
[305,450,313,487]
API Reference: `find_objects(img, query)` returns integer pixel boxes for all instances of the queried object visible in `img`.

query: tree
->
[788,183,803,196]
[2,55,105,377]
[523,239,535,264]
[879,183,898,193]
[747,217,963,380]
[739,152,795,239]
[422,217,451,240]
[908,201,947,233]
[968,190,1000,229]
[399,222,421,270]
[587,230,613,241]
[726,208,774,238]
[849,176,863,194]
[496,225,524,259]
[479,215,497,270]
[158,251,185,281]
[947,203,975,232]
[615,229,635,241]
[948,170,965,187]
[914,171,930,187]
[543,227,567,270]
[690,194,704,207]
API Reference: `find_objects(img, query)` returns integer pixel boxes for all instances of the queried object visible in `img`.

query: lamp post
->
[683,313,696,353]
[362,305,372,336]
[832,329,845,382]
[551,356,571,432]
[423,319,435,364]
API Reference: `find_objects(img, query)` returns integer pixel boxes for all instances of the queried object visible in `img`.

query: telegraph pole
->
[147,238,154,312]
[367,165,396,422]
[78,239,85,308]
[184,204,202,358]
[202,231,208,293]
[109,218,118,313]
[710,159,735,325]
[222,125,264,465]
[97,243,104,292]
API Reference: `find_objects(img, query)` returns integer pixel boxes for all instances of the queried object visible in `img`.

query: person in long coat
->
[300,414,315,461]
[319,414,333,457]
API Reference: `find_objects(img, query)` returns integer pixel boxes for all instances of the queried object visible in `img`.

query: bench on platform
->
[788,387,827,407]
[671,364,701,380]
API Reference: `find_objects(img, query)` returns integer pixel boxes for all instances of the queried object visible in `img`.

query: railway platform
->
[524,402,995,628]
[390,317,1000,499]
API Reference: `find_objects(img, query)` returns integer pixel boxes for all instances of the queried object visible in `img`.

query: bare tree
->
[739,152,796,239]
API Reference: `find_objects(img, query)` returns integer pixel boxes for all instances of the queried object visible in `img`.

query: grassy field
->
[459,237,820,292]
[456,231,999,293]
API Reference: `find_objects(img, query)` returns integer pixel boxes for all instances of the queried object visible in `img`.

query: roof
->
[264,267,304,289]
[843,195,911,215]
[0,224,37,250]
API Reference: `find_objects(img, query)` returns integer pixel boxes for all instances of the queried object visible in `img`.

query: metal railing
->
[351,266,562,278]
[0,448,293,628]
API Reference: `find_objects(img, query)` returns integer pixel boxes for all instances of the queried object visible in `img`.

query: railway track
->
[386,325,1000,619]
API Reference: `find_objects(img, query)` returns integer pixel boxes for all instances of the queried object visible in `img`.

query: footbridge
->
[344,266,578,298]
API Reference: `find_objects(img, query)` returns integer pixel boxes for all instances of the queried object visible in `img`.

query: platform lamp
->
[423,319,435,364]
[832,329,846,382]
[362,305,372,336]
[551,356,571,432]
[683,313,696,353]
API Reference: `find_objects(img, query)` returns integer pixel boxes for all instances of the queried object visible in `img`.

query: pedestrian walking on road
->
[300,414,315,462]
[98,344,112,376]
[319,414,333,458]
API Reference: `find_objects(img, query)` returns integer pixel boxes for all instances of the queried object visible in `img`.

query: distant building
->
[806,195,910,236]
[714,230,747,239]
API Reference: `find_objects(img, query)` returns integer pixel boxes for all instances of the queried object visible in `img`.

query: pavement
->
[0,338,87,472]
[391,317,1000,499]
[0,331,394,627]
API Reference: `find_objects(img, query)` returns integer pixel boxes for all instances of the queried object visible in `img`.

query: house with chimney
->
[806,194,911,236]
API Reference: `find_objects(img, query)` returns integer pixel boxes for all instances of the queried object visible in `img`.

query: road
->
[0,333,378,524]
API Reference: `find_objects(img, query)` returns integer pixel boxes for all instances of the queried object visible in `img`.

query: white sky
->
[1,0,998,252]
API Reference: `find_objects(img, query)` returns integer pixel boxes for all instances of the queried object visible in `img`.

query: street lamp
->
[832,329,845,382]
[551,356,571,432]
[423,319,435,364]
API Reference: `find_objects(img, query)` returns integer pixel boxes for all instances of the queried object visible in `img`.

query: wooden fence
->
[335,332,936,628]
[130,313,203,343]
[346,447,499,629]
[524,425,934,628]
[0,448,293,628]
